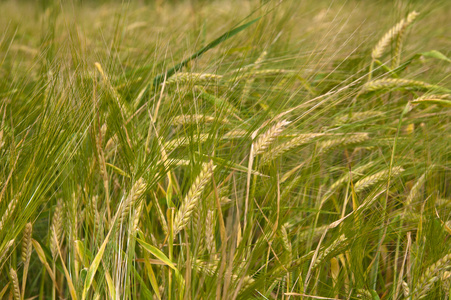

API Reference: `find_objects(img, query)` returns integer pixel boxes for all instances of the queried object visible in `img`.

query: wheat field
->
[0,0,450,299]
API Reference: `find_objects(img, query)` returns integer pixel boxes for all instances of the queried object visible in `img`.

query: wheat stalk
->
[173,161,215,235]
[372,11,419,60]
[354,166,404,193]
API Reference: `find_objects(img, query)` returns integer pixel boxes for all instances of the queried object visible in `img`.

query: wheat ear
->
[411,93,451,106]
[21,222,32,297]
[406,169,430,207]
[240,50,267,103]
[0,239,14,270]
[50,200,63,259]
[372,11,419,60]
[253,120,291,155]
[9,268,20,300]
[392,11,420,68]
[362,78,450,93]
[164,133,210,151]
[205,210,216,255]
[120,178,146,224]
[260,133,325,165]
[171,114,217,126]
[318,132,369,153]
[165,72,222,85]
[173,161,215,235]
[334,111,384,124]
[0,197,18,231]
[354,166,404,193]
[312,235,348,270]
[411,253,451,299]
[356,289,372,300]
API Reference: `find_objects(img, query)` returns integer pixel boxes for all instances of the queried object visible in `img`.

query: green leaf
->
[136,238,178,271]
[82,223,114,300]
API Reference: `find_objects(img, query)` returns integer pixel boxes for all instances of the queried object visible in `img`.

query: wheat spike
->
[21,222,32,297]
[354,166,404,193]
[411,93,451,106]
[164,133,210,151]
[253,120,291,155]
[411,253,451,299]
[165,72,222,85]
[153,194,168,235]
[21,223,32,263]
[9,268,20,300]
[231,69,295,81]
[318,132,369,153]
[362,78,449,93]
[222,129,249,139]
[406,170,428,206]
[280,223,292,253]
[240,51,268,103]
[205,210,216,254]
[50,200,64,259]
[0,239,14,269]
[334,111,384,124]
[173,161,215,235]
[372,11,419,60]
[132,201,144,232]
[356,289,373,300]
[120,178,146,224]
[0,197,18,231]
[260,133,325,165]
[392,11,420,68]
[312,235,348,270]
[171,114,217,126]
[402,281,410,298]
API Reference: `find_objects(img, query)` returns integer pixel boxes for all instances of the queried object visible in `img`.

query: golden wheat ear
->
[173,161,215,235]
[372,11,419,61]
